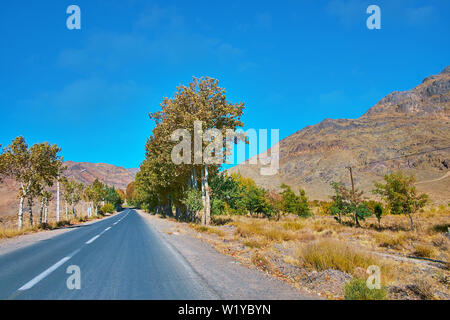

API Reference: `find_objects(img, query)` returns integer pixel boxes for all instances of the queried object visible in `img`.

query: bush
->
[344,278,387,300]
[211,198,225,215]
[182,189,203,213]
[99,203,115,214]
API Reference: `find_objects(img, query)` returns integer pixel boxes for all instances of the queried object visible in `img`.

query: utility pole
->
[56,174,60,222]
[346,166,360,227]
[346,166,355,195]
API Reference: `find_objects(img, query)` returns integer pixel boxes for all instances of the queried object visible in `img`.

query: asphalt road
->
[0,209,218,299]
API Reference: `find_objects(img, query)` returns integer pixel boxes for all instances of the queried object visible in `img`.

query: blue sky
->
[1,0,449,169]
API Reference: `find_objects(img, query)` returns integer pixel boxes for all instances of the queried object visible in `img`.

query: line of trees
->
[134,77,245,225]
[0,137,124,229]
[329,171,429,230]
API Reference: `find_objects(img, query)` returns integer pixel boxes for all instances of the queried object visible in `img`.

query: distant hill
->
[64,161,137,190]
[228,66,450,203]
[0,161,138,217]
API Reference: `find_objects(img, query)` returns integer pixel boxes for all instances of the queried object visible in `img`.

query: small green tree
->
[373,171,428,230]
[374,204,383,228]
[280,184,311,217]
[330,182,371,227]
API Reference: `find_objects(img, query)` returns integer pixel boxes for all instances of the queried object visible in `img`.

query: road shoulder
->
[137,211,319,300]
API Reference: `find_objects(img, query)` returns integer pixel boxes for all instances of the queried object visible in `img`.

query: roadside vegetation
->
[128,76,448,300]
[0,136,125,235]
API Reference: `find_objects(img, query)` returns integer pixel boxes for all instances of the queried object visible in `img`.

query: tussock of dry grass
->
[374,232,413,249]
[232,218,301,242]
[413,244,437,259]
[297,239,393,280]
[190,224,225,237]
[243,239,268,248]
[251,252,273,272]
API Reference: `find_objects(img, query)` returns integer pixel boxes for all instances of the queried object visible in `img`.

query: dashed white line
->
[17,211,130,292]
[18,248,81,291]
[85,235,100,244]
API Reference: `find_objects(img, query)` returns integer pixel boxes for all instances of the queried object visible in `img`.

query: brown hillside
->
[0,161,137,218]
[228,66,450,203]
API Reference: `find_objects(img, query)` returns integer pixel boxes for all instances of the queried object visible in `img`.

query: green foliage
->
[280,184,312,217]
[374,203,383,226]
[134,77,245,224]
[344,278,387,300]
[126,181,137,206]
[0,136,62,228]
[373,171,428,230]
[99,203,115,214]
[211,198,226,215]
[104,186,123,211]
[182,189,203,213]
[330,182,372,226]
[210,173,242,211]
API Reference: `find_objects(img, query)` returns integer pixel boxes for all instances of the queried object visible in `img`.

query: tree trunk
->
[408,213,414,231]
[28,197,33,227]
[65,202,68,220]
[56,179,60,222]
[201,167,206,225]
[44,199,48,224]
[354,212,361,227]
[204,165,211,225]
[39,199,44,225]
[18,196,24,230]
[72,204,76,218]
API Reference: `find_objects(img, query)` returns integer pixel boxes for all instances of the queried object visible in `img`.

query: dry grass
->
[297,239,394,280]
[232,218,300,242]
[189,224,225,237]
[374,232,412,249]
[408,278,434,300]
[251,252,273,272]
[243,239,268,248]
[413,244,437,259]
[0,215,108,239]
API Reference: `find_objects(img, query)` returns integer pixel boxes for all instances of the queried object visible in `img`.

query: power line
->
[363,146,450,167]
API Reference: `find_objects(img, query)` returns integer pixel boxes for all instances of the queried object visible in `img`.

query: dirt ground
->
[143,208,449,300]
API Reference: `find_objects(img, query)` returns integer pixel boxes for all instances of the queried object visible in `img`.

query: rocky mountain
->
[63,161,137,190]
[228,66,450,203]
[0,161,137,217]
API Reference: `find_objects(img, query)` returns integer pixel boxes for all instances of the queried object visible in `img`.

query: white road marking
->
[16,211,131,292]
[18,248,81,291]
[85,235,100,244]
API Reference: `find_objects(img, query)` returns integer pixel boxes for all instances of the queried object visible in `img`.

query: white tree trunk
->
[56,179,60,222]
[204,164,211,225]
[65,202,68,220]
[28,197,33,227]
[201,167,206,225]
[44,200,48,224]
[18,196,24,230]
[39,199,44,225]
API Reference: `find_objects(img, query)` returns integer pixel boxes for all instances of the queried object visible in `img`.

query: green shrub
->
[344,278,387,300]
[99,203,115,214]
